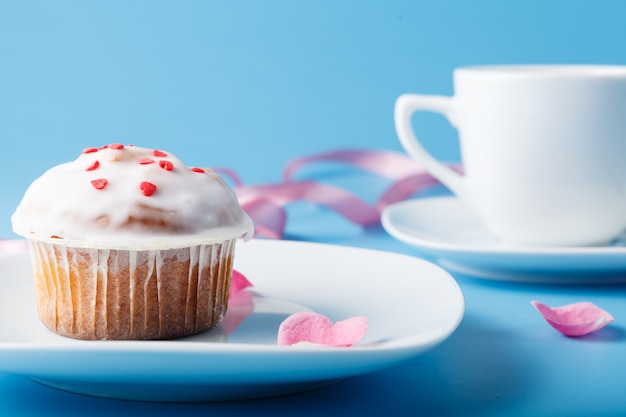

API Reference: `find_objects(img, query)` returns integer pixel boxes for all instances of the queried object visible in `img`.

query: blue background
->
[3,3,626,416]
[3,0,626,238]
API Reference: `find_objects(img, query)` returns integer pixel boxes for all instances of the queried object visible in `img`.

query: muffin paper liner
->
[27,239,235,340]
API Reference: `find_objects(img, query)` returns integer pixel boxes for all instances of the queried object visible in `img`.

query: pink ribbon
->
[0,239,27,253]
[230,149,456,239]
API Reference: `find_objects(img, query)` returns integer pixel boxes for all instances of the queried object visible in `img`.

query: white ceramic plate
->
[382,196,626,283]
[0,239,463,402]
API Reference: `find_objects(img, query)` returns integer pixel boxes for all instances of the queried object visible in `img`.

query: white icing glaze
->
[12,145,254,249]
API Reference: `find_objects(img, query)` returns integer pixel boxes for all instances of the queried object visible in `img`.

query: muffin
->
[11,144,254,340]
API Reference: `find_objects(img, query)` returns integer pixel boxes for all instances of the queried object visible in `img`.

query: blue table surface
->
[4,1,626,415]
[2,180,626,417]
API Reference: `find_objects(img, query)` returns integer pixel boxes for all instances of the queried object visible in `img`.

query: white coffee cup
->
[395,65,626,247]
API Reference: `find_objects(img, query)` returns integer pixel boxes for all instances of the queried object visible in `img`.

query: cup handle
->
[394,93,468,202]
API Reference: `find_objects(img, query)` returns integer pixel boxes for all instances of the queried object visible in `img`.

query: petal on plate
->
[221,290,255,334]
[277,311,368,347]
[531,300,614,337]
[221,270,255,333]
[230,269,253,296]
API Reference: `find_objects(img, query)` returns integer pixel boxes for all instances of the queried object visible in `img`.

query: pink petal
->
[221,269,254,334]
[277,311,368,347]
[230,270,253,296]
[221,290,254,334]
[220,270,255,334]
[531,301,614,337]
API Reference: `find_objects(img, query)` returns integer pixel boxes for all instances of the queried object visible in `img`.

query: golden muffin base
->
[27,240,235,340]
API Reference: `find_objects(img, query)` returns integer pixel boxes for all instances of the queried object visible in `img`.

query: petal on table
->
[531,300,614,337]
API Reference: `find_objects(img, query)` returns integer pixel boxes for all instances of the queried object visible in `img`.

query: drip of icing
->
[11,145,254,249]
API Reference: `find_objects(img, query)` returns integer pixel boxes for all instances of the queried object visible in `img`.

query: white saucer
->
[381,197,626,283]
[0,239,463,402]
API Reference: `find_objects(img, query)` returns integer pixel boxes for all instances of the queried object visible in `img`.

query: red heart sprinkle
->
[153,149,167,157]
[191,167,205,173]
[83,147,98,154]
[91,178,108,190]
[140,181,157,196]
[109,143,124,150]
[139,157,155,165]
[86,160,100,171]
[159,160,173,171]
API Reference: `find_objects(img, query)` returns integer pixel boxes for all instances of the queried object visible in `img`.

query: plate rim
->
[0,239,465,399]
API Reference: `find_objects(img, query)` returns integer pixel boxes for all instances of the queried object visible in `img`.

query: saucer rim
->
[381,197,626,283]
[382,196,626,255]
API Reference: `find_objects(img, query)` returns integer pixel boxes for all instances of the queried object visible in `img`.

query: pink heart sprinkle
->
[277,311,368,347]
[531,300,614,337]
